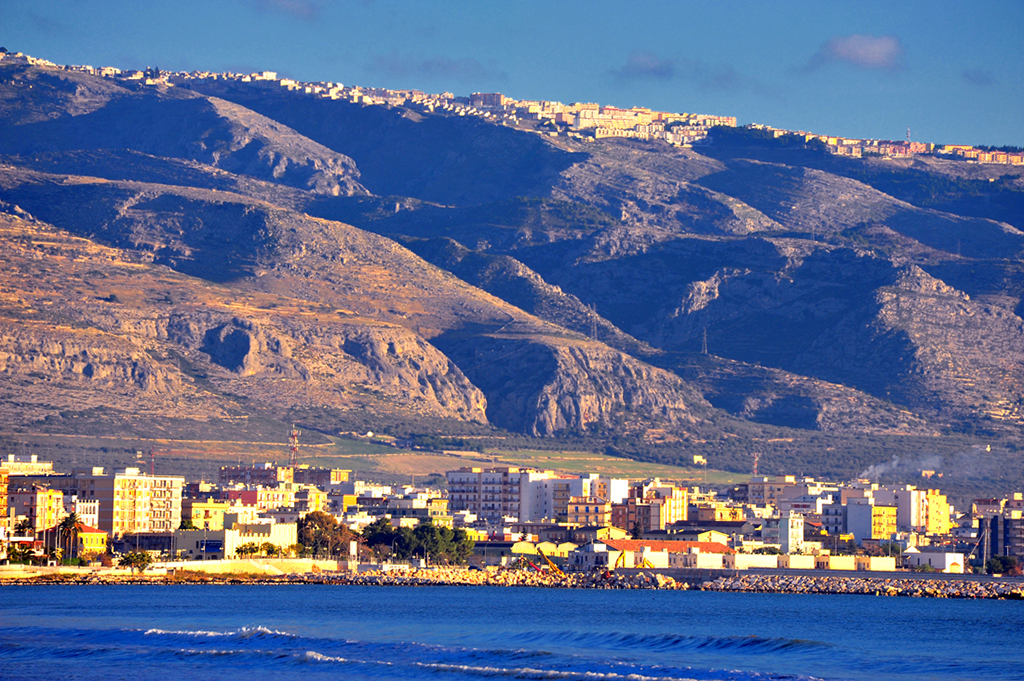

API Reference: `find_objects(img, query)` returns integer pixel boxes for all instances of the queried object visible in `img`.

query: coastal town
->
[0,49,1022,598]
[3,49,1021,165]
[2,440,1023,596]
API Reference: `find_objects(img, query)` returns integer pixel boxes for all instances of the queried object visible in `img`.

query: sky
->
[2,0,1022,146]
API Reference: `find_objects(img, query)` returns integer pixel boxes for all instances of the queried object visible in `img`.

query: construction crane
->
[537,548,564,576]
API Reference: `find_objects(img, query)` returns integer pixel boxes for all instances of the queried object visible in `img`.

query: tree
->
[986,555,1019,575]
[260,542,279,557]
[45,546,64,564]
[59,513,82,558]
[235,542,260,558]
[7,543,33,563]
[118,551,152,574]
[630,521,643,539]
[13,519,33,536]
[361,518,473,564]
[178,517,198,530]
[299,511,359,558]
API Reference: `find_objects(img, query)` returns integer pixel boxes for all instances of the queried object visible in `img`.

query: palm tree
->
[59,513,82,560]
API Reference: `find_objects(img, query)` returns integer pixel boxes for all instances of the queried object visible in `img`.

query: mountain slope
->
[0,64,367,196]
[3,58,1024,489]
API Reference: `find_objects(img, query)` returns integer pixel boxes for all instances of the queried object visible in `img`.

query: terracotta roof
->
[603,539,734,554]
[45,523,105,535]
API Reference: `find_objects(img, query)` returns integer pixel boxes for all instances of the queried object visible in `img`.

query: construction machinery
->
[537,548,564,576]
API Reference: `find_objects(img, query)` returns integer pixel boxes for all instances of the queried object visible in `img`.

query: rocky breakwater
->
[0,566,689,589]
[297,567,688,590]
[701,574,1024,599]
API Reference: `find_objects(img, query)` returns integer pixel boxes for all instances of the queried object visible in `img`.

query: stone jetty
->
[700,573,1024,599]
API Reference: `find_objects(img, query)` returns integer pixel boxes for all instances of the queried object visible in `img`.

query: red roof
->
[45,523,106,535]
[603,539,734,554]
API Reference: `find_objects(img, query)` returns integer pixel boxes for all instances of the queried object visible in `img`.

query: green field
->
[1,431,738,487]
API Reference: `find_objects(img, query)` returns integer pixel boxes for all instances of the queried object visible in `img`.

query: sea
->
[0,584,1021,681]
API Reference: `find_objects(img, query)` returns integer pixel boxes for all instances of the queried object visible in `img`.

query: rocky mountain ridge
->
[2,57,1024,488]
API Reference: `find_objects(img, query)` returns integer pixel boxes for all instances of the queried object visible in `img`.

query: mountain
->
[2,56,1024,494]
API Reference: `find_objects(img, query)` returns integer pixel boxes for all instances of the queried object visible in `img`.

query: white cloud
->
[803,34,904,72]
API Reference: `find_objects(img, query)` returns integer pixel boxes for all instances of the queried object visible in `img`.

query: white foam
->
[144,625,291,638]
[414,662,695,680]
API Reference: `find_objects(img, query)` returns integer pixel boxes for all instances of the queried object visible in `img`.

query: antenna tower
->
[289,424,301,466]
[752,451,761,476]
[906,126,911,143]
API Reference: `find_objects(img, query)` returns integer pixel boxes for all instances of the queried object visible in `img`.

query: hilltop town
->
[4,48,1020,165]
[2,449,1022,582]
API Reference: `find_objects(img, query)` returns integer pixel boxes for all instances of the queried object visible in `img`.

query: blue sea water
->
[0,585,1021,681]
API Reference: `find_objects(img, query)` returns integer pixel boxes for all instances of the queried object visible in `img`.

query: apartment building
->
[67,467,183,537]
[446,467,531,521]
[872,485,951,535]
[1,454,55,476]
[567,496,612,526]
[219,463,294,486]
[8,485,65,532]
[611,480,687,534]
[846,498,897,545]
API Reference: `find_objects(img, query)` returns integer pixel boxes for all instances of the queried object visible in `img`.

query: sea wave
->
[510,630,829,655]
[144,625,295,639]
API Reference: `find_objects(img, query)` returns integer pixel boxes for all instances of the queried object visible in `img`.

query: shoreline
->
[3,567,1024,599]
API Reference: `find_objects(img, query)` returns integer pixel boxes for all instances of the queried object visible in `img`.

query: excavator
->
[537,548,564,576]
[510,555,543,572]
[613,551,654,569]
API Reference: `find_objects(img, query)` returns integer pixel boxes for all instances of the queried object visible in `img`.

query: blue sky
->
[3,0,1022,146]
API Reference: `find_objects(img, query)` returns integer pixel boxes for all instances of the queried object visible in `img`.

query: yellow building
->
[75,524,108,557]
[697,504,745,522]
[294,486,327,513]
[182,499,232,531]
[0,470,8,530]
[924,489,951,536]
[871,505,897,540]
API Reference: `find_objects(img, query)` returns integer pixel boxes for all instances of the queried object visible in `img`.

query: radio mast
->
[289,425,301,466]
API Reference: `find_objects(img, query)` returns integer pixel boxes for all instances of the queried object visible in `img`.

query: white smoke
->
[858,454,943,481]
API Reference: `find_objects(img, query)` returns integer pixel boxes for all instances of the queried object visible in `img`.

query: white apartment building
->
[448,468,630,522]
[63,495,100,529]
[447,467,533,521]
